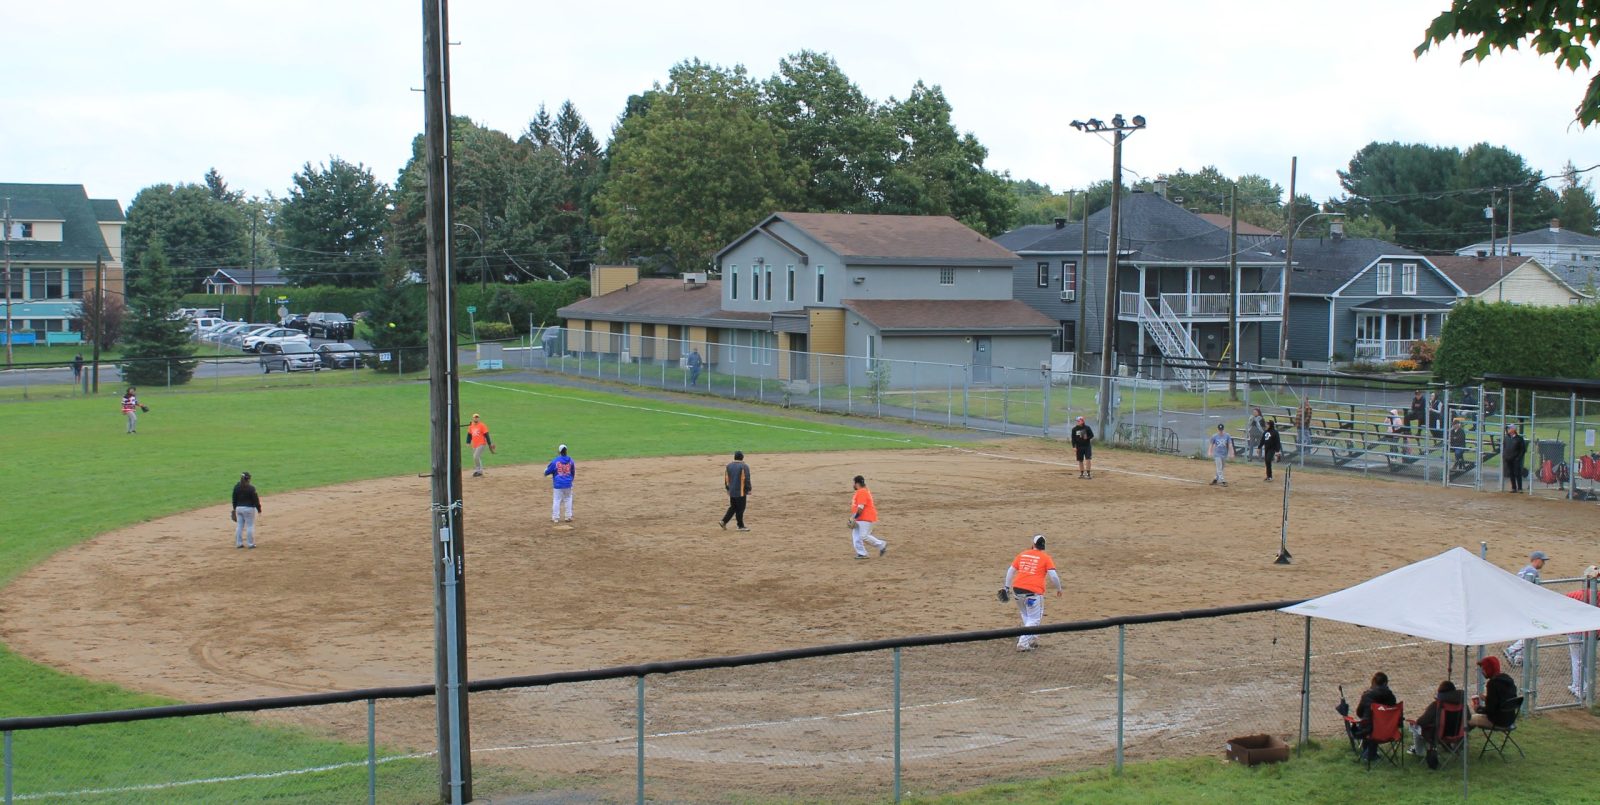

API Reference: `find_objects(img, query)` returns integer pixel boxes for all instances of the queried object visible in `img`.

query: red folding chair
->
[1365,703,1406,769]
[1407,698,1465,767]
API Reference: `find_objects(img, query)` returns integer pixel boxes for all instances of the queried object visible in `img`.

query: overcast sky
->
[7,1,1596,214]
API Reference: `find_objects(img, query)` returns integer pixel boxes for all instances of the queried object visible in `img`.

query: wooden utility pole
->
[1278,157,1297,367]
[1076,190,1088,372]
[92,256,103,393]
[422,0,472,801]
[248,210,259,322]
[3,197,13,367]
[1228,183,1239,400]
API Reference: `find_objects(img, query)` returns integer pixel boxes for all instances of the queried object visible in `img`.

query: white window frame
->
[786,265,796,302]
[939,267,955,286]
[730,265,739,300]
[1036,262,1049,288]
[1400,263,1417,295]
[727,330,737,364]
[1374,263,1392,295]
[816,266,826,303]
[1062,260,1077,297]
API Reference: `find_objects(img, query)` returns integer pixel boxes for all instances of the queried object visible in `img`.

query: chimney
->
[1153,178,1169,199]
[1329,219,1345,241]
[1551,218,1561,232]
[1053,217,1067,229]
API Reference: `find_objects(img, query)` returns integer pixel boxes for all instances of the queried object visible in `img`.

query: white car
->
[206,322,253,343]
[242,327,310,353]
[189,317,225,336]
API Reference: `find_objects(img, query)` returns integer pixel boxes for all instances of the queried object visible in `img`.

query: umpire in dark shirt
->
[1504,426,1528,493]
[720,451,752,532]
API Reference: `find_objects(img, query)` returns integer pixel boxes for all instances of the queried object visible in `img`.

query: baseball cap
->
[1531,551,1549,561]
[1076,416,1085,423]
[1217,423,1226,430]
[1032,534,1046,549]
[558,443,568,453]
[1586,565,1600,580]
[241,472,251,480]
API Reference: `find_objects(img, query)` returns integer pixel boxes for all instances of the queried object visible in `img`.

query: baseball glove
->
[997,587,1010,604]
[140,405,150,413]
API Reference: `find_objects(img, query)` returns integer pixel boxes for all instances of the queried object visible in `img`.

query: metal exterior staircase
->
[1137,296,1208,391]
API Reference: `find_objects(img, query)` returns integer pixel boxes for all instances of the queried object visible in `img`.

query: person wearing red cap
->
[1468,655,1518,729]
[1069,417,1094,479]
[1562,565,1600,699]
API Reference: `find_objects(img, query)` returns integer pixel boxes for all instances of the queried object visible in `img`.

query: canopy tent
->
[1281,546,1600,795]
[1282,547,1600,644]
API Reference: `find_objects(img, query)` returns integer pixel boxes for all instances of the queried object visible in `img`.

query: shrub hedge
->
[1433,300,1600,384]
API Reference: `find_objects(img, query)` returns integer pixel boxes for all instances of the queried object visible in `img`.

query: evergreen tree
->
[119,241,197,385]
[365,278,427,373]
[1557,161,1599,235]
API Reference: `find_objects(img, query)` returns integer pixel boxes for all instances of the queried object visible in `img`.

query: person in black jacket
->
[1504,426,1528,493]
[1261,420,1283,481]
[1347,671,1398,760]
[1469,655,1518,729]
[1070,416,1094,479]
[1409,680,1466,756]
[231,472,263,549]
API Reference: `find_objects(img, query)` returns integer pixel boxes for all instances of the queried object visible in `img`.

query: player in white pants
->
[848,475,886,558]
[1004,535,1064,651]
[545,444,576,523]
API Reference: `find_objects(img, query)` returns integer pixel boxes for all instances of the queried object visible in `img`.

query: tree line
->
[123,50,1600,298]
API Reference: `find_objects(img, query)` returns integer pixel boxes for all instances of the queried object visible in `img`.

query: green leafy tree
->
[1008,179,1085,226]
[278,157,389,287]
[764,50,895,213]
[1418,1,1600,127]
[123,183,249,292]
[119,241,197,385]
[365,279,427,372]
[595,59,802,270]
[879,81,1015,235]
[1557,160,1600,235]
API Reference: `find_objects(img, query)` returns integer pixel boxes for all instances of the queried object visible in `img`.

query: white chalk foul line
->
[951,448,1207,486]
[13,753,430,801]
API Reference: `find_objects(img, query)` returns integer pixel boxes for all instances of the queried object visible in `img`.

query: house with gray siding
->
[559,212,1054,388]
[1274,233,1463,366]
[997,191,1284,380]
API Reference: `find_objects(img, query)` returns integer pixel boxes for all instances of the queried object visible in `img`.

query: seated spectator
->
[1409,680,1465,755]
[1346,671,1397,760]
[1469,655,1518,729]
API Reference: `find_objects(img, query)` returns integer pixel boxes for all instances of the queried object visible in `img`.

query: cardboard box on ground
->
[1225,734,1290,766]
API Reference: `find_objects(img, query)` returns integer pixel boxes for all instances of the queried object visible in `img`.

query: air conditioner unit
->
[1060,289,1076,302]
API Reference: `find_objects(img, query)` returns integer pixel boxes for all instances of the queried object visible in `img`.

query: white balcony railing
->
[1354,339,1419,362]
[1118,292,1282,319]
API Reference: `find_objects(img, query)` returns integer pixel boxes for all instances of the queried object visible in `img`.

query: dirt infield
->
[5,444,1595,800]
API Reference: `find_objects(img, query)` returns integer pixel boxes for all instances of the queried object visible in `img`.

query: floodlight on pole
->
[1071,113,1146,441]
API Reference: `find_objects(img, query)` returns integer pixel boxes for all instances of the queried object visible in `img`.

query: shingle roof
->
[1194,213,1276,236]
[1543,261,1600,296]
[1493,226,1600,248]
[842,298,1057,332]
[1427,255,1544,296]
[0,183,115,263]
[208,267,288,286]
[996,192,1280,264]
[90,198,125,222]
[770,212,1018,264]
[558,278,772,326]
[1267,236,1421,295]
[1350,297,1454,312]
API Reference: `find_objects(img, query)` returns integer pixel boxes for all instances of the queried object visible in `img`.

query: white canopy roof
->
[1281,547,1600,645]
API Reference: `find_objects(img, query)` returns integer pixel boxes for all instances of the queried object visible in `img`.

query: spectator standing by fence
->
[687,348,702,387]
[720,451,752,531]
[1409,390,1427,431]
[1070,416,1094,479]
[1505,426,1528,493]
[1428,392,1445,440]
[1246,408,1265,461]
[1207,424,1234,486]
[545,444,575,523]
[231,472,262,549]
[1261,421,1282,481]
[1450,419,1467,471]
[72,353,83,383]
[1503,550,1548,667]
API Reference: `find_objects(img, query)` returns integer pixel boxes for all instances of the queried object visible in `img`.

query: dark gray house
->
[997,191,1284,381]
[1275,234,1463,366]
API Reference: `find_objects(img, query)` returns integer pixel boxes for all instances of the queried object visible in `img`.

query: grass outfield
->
[0,380,932,801]
[914,724,1600,804]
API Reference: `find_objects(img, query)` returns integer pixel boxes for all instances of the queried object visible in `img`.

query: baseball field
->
[4,377,1600,802]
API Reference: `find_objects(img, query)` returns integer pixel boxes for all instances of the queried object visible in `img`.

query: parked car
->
[207,322,253,343]
[225,324,277,348]
[242,327,310,353]
[280,313,309,332]
[189,317,225,336]
[315,342,363,369]
[259,341,321,373]
[306,312,355,340]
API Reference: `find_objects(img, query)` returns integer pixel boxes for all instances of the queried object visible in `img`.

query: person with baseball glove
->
[121,386,148,433]
[1002,534,1063,651]
[848,475,887,559]
[231,471,262,549]
[465,413,496,477]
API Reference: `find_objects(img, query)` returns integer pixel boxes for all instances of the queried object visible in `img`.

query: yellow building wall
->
[29,222,65,242]
[808,308,846,384]
[567,319,588,352]
[628,323,643,359]
[591,265,639,297]
[777,333,793,381]
[1479,264,1586,306]
[688,326,711,362]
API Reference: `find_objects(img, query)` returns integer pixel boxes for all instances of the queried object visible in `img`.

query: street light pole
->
[1071,114,1146,441]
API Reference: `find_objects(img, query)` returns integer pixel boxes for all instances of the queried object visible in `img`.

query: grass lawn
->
[914,718,1600,804]
[0,381,932,801]
[3,342,249,366]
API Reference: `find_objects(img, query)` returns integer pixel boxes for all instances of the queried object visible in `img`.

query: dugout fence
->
[6,597,1584,804]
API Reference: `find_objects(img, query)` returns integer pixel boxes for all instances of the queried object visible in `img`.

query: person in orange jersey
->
[1004,534,1063,651]
[848,475,887,559]
[465,413,495,477]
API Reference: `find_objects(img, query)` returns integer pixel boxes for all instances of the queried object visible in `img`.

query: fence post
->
[962,366,970,427]
[847,358,853,415]
[636,675,646,805]
[367,698,377,805]
[1569,392,1579,502]
[1001,372,1009,433]
[911,362,919,424]
[1042,366,1051,437]
[893,647,903,804]
[1115,624,1125,773]
[1299,616,1312,749]
[2,730,9,805]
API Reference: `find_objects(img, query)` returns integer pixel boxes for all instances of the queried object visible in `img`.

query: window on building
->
[8,222,33,239]
[730,266,739,300]
[1400,263,1417,295]
[763,332,776,365]
[765,266,773,302]
[1036,262,1049,287]
[1375,263,1392,295]
[939,267,955,286]
[786,265,796,302]
[1062,260,1078,299]
[726,330,737,364]
[4,269,20,300]
[816,266,826,303]
[42,269,62,299]
[1055,321,1076,353]
[751,266,760,301]
[867,334,877,369]
[67,269,84,299]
